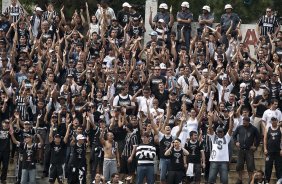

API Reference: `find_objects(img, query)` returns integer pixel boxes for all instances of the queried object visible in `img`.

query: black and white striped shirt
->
[5,4,24,23]
[136,144,156,166]
[257,15,280,36]
[122,132,138,157]
[42,11,58,22]
[15,95,28,120]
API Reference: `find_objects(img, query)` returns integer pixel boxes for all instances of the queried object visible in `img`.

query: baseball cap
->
[158,19,165,23]
[35,7,44,11]
[149,31,158,36]
[102,96,108,101]
[76,134,86,140]
[24,121,31,125]
[160,63,166,69]
[122,2,132,8]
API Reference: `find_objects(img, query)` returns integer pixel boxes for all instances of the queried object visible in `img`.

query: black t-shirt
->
[253,95,270,118]
[185,140,203,163]
[70,143,86,168]
[0,127,10,152]
[20,143,40,170]
[87,126,102,148]
[154,90,169,109]
[50,141,66,164]
[117,10,131,27]
[169,148,185,171]
[168,101,181,116]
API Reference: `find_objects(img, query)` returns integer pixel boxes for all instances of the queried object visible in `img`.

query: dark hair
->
[271,98,279,104]
[189,130,197,137]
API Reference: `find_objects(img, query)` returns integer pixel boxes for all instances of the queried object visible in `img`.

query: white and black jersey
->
[15,95,28,120]
[42,11,58,22]
[136,144,156,166]
[4,4,24,23]
[208,133,231,162]
[122,132,138,157]
[185,140,204,164]
[257,15,280,36]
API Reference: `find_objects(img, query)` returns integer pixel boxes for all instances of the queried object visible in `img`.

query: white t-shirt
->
[262,109,282,128]
[208,133,231,162]
[136,96,154,115]
[217,82,234,103]
[104,55,116,68]
[177,75,199,94]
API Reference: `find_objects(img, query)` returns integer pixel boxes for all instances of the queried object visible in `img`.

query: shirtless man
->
[100,127,120,182]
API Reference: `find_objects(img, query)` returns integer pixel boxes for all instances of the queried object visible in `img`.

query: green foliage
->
[14,0,281,24]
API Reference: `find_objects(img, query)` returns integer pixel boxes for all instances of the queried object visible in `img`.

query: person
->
[65,132,87,184]
[4,0,24,23]
[207,111,233,184]
[257,7,280,37]
[153,3,170,24]
[48,121,67,184]
[135,132,156,184]
[30,7,43,38]
[263,117,282,183]
[220,4,240,45]
[100,129,120,182]
[198,5,214,35]
[0,119,11,184]
[233,116,260,184]
[176,1,193,52]
[120,123,138,181]
[106,173,123,184]
[250,170,266,184]
[116,2,132,27]
[10,131,43,184]
[261,99,282,131]
[185,131,205,184]
[164,137,189,184]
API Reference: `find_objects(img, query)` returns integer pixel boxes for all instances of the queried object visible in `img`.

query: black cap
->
[24,134,32,138]
[54,134,61,138]
[174,138,181,143]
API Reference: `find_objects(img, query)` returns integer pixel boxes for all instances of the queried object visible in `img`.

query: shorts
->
[236,149,255,172]
[49,164,65,183]
[120,156,136,174]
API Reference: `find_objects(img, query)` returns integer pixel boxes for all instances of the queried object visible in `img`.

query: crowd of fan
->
[0,0,282,183]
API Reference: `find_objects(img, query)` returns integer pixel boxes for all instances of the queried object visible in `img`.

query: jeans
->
[0,151,9,181]
[21,169,36,184]
[208,162,228,184]
[136,165,154,184]
[177,27,191,52]
[136,165,155,184]
[159,158,170,181]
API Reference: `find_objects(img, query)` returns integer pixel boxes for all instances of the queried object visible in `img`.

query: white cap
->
[240,83,246,88]
[202,5,210,12]
[149,31,158,36]
[76,134,86,140]
[202,68,208,73]
[224,4,233,10]
[158,19,165,23]
[160,63,166,69]
[122,2,132,8]
[159,3,168,9]
[102,96,108,101]
[181,1,190,8]
[35,7,43,11]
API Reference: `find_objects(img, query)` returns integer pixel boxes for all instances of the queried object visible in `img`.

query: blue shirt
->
[177,11,193,28]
